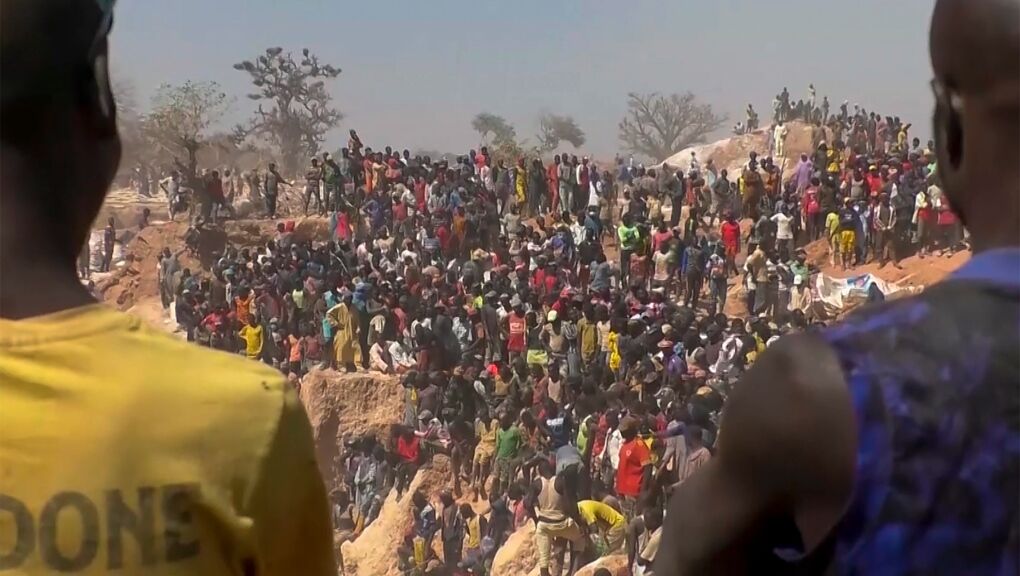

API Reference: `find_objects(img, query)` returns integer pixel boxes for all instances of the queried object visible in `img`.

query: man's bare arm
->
[654,333,857,576]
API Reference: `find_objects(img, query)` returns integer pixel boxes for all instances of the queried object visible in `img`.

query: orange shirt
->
[453,214,467,241]
[288,334,302,363]
[616,437,651,497]
[235,295,253,325]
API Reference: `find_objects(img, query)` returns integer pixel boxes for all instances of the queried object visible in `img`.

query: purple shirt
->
[793,159,813,189]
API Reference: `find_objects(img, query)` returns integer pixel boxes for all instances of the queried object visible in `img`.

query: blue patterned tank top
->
[822,249,1020,576]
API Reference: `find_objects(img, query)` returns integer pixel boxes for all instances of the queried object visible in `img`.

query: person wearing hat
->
[789,273,813,320]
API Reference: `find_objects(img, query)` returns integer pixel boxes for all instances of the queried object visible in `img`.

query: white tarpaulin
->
[814,273,902,316]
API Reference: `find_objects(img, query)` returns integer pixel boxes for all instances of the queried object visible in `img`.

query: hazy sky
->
[111,0,936,158]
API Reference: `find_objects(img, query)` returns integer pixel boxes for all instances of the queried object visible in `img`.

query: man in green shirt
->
[492,411,522,496]
[617,213,640,285]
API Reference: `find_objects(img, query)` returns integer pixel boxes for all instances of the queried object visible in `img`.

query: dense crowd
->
[126,95,957,576]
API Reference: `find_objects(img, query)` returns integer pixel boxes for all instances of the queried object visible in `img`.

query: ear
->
[81,39,117,139]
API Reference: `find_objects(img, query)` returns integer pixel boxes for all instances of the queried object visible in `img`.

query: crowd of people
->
[5,0,1013,574]
[139,92,956,576]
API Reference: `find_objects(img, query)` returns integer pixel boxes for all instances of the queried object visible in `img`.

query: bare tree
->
[618,92,726,161]
[537,113,586,152]
[234,47,342,175]
[144,80,231,183]
[471,112,516,146]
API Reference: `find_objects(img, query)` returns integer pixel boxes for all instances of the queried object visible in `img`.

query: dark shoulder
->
[719,333,855,495]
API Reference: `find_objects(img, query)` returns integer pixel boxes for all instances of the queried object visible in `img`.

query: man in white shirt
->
[570,214,586,247]
[770,209,794,260]
[480,162,493,192]
[773,121,789,158]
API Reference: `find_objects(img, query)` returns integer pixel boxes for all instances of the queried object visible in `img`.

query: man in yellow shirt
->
[471,414,498,501]
[577,498,627,553]
[825,209,842,266]
[0,2,335,574]
[238,316,264,360]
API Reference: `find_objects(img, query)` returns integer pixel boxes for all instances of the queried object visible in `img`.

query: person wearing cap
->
[542,309,569,368]
[174,288,200,342]
[0,2,335,573]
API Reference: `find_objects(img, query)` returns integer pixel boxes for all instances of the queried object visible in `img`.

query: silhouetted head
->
[929,0,1020,249]
[2,0,120,266]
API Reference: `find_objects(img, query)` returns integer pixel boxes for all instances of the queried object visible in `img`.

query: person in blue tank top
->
[655,1,1020,574]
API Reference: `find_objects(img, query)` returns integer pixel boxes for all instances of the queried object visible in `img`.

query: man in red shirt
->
[615,416,652,519]
[719,211,742,277]
[506,304,527,363]
[394,426,422,499]
[865,165,885,198]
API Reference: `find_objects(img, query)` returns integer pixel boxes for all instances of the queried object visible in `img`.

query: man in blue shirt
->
[657,1,1020,574]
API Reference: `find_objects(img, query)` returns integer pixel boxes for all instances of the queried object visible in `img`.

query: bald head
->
[1,0,104,110]
[0,0,120,281]
[928,0,1020,251]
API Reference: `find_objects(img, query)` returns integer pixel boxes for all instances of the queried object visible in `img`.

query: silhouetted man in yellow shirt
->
[0,1,335,574]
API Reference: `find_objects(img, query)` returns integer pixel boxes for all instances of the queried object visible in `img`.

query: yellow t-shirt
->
[475,418,498,456]
[576,500,625,531]
[825,211,841,239]
[239,324,264,359]
[0,305,334,575]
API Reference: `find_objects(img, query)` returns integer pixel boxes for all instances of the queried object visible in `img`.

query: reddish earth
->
[97,216,332,316]
[492,524,538,576]
[299,369,405,493]
[803,236,970,287]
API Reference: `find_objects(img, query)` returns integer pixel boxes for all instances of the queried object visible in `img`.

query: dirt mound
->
[804,237,969,287]
[341,456,452,576]
[803,236,970,286]
[97,216,333,312]
[489,525,624,576]
[95,187,169,230]
[576,554,628,576]
[660,121,816,178]
[300,369,405,492]
[492,524,538,576]
[717,228,969,320]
